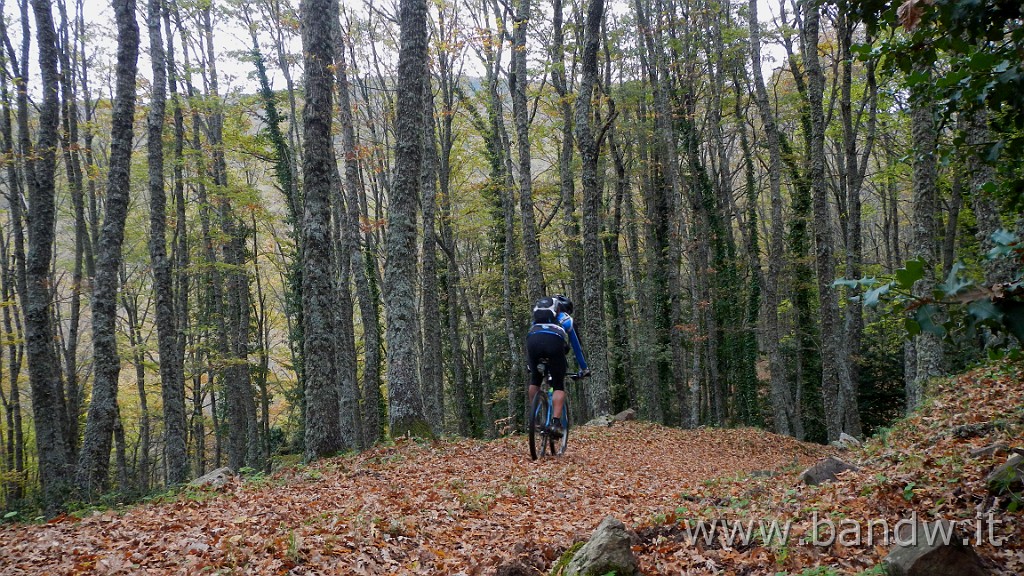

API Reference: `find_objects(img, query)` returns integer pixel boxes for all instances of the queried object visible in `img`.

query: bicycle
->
[528,360,589,460]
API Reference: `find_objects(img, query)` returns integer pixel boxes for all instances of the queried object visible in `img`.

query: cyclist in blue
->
[526,294,590,437]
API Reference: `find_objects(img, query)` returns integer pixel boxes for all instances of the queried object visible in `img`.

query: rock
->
[985,453,1024,497]
[613,409,637,421]
[799,456,859,486]
[883,521,989,576]
[565,516,639,576]
[189,467,235,489]
[495,560,537,576]
[968,442,1009,459]
[949,422,998,439]
[585,415,615,427]
[830,432,862,451]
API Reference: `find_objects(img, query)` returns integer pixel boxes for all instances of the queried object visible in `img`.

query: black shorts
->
[526,332,568,391]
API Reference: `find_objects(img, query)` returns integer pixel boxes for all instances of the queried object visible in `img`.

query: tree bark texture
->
[801,0,856,441]
[301,0,343,459]
[907,65,943,411]
[77,0,139,499]
[575,0,610,418]
[385,0,430,438]
[146,0,188,486]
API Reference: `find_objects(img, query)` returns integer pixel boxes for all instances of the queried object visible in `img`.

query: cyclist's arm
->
[560,313,588,371]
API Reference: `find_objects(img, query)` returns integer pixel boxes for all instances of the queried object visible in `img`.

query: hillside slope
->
[1,361,1020,575]
[635,360,1024,575]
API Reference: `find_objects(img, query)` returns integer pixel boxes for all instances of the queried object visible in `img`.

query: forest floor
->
[1,361,1022,575]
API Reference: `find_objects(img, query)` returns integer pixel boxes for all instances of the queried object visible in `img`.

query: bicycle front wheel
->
[528,391,550,460]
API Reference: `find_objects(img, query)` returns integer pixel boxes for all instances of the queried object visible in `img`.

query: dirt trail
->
[0,423,827,574]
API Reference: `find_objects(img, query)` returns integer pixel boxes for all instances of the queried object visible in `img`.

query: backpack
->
[532,296,560,325]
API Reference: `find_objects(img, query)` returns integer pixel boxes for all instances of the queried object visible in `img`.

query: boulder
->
[883,521,988,576]
[189,467,235,489]
[585,415,615,428]
[799,456,859,486]
[968,442,1009,459]
[565,516,639,576]
[613,409,637,422]
[985,453,1024,497]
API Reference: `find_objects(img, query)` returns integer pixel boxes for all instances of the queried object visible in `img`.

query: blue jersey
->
[528,310,588,371]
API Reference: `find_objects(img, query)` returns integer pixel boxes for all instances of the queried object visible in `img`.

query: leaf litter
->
[1,360,1021,575]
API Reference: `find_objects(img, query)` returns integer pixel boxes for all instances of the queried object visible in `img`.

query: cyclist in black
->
[526,294,590,437]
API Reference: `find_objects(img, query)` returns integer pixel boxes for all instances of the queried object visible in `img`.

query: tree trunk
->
[436,19,468,435]
[420,74,444,433]
[801,0,855,441]
[301,0,344,459]
[511,0,544,302]
[748,0,800,437]
[907,63,943,411]
[120,280,150,493]
[575,0,609,417]
[964,111,1014,285]
[23,0,72,514]
[335,32,383,447]
[0,16,26,503]
[76,0,139,499]
[839,15,873,437]
[56,0,85,457]
[385,0,431,438]
[146,0,188,486]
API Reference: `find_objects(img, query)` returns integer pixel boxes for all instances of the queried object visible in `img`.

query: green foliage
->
[856,316,906,435]
[858,0,1024,207]
[837,231,1024,349]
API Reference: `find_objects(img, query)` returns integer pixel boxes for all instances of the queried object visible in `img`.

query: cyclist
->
[526,294,590,437]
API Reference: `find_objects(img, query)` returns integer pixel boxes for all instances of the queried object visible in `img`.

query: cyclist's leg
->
[525,335,545,409]
[547,352,568,425]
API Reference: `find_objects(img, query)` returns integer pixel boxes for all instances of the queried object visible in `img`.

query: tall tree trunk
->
[965,111,1014,285]
[749,0,800,437]
[906,63,943,411]
[199,5,258,470]
[335,32,383,447]
[24,0,72,514]
[56,0,85,456]
[77,0,139,498]
[0,15,26,503]
[801,0,855,441]
[633,0,685,424]
[301,0,344,459]
[436,21,468,435]
[164,2,193,478]
[839,13,873,436]
[575,0,609,417]
[147,0,188,486]
[550,0,583,327]
[329,144,361,450]
[511,0,543,302]
[385,0,430,438]
[247,9,305,443]
[420,74,444,433]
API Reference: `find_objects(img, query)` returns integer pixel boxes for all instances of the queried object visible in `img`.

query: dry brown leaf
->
[897,0,935,32]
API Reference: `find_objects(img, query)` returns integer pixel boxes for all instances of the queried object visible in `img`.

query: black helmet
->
[553,294,573,315]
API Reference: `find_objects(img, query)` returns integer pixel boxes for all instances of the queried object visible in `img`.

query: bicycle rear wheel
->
[553,400,569,455]
[528,391,550,460]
